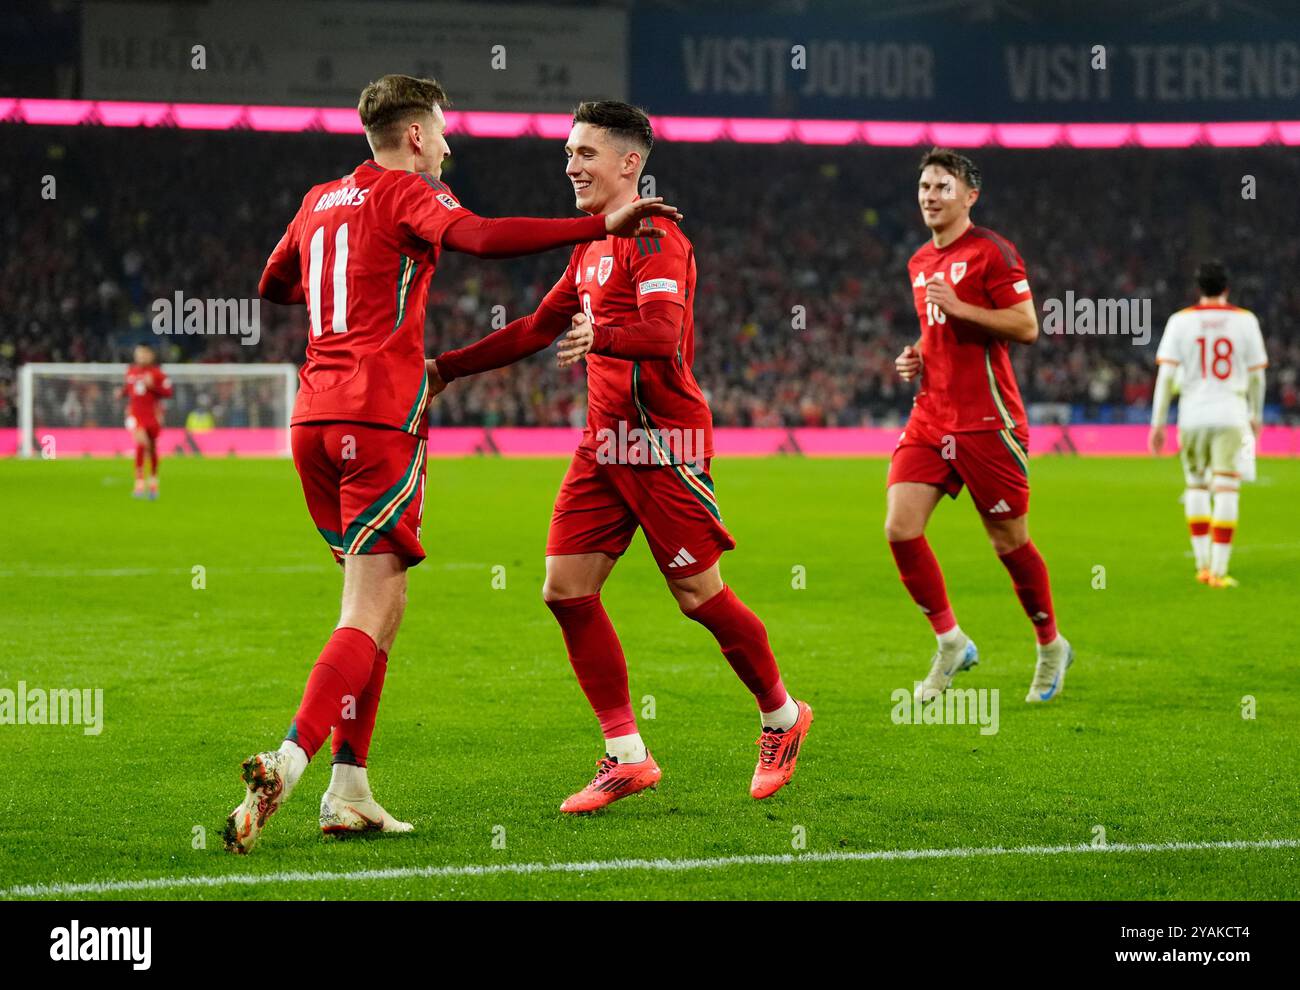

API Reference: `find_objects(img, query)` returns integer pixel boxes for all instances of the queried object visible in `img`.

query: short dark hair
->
[1195,260,1229,297]
[572,101,654,158]
[918,147,982,191]
[358,74,450,151]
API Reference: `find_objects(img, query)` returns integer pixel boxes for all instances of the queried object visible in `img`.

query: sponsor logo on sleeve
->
[638,277,678,296]
[436,192,461,211]
[1013,278,1030,294]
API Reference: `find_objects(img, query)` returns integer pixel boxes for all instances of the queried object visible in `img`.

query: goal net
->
[16,363,298,458]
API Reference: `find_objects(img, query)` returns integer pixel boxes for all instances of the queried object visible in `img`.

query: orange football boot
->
[560,753,661,813]
[751,699,813,799]
[1196,567,1212,585]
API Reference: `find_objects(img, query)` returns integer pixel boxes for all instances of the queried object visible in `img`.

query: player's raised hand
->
[924,275,962,317]
[557,313,594,368]
[605,197,683,238]
[896,344,923,381]
[1148,423,1166,455]
[425,358,448,398]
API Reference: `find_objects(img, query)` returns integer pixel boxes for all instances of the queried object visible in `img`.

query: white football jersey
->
[1155,304,1268,429]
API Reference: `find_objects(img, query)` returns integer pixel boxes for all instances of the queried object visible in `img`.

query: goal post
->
[16,363,299,459]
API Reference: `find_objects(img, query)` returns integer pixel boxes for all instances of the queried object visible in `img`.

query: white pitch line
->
[3,838,1297,899]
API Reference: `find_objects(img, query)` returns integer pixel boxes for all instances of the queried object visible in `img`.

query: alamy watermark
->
[151,291,260,346]
[50,921,150,970]
[595,420,707,468]
[891,686,999,736]
[1041,292,1151,346]
[0,681,103,736]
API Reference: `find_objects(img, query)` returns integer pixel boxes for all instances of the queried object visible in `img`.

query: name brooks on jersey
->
[313,186,370,212]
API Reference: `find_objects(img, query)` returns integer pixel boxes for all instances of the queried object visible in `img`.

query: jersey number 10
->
[1195,336,1232,380]
[308,224,349,337]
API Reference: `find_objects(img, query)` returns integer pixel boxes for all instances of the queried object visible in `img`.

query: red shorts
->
[547,449,735,577]
[125,415,160,440]
[888,417,1031,518]
[292,423,428,567]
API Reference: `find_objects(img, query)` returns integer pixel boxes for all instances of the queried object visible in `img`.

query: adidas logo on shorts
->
[987,499,1012,514]
[668,547,697,569]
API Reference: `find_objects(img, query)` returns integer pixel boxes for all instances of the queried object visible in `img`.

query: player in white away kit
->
[1149,262,1268,588]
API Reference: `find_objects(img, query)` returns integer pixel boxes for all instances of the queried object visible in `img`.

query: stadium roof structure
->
[1,98,1295,148]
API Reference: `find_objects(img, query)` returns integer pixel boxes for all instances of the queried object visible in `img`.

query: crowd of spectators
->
[3,124,1296,429]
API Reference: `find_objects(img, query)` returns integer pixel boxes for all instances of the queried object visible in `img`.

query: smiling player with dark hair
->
[428,101,813,813]
[889,148,1074,705]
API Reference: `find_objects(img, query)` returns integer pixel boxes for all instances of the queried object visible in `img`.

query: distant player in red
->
[224,76,679,853]
[121,343,172,499]
[429,102,812,813]
[889,148,1074,704]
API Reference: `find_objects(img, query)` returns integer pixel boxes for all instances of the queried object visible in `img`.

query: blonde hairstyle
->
[357,74,450,151]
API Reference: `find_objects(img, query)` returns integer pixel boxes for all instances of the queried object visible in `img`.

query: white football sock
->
[1037,633,1064,656]
[605,733,647,764]
[277,739,308,788]
[1211,488,1239,577]
[1191,535,1211,571]
[1210,540,1233,577]
[1185,487,1211,570]
[937,625,965,649]
[328,762,371,801]
[761,695,800,732]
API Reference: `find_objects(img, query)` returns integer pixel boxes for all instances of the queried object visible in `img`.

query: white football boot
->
[224,750,298,854]
[1025,636,1074,703]
[914,633,979,703]
[319,790,414,836]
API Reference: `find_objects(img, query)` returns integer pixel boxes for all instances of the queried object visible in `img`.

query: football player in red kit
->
[889,148,1073,704]
[429,102,812,813]
[122,343,172,499]
[224,76,679,853]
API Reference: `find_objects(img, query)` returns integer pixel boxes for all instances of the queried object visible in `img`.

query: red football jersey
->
[122,364,172,423]
[262,161,472,438]
[542,222,712,459]
[907,224,1032,432]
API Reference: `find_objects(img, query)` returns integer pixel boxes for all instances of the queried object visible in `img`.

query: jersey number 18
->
[1195,336,1232,380]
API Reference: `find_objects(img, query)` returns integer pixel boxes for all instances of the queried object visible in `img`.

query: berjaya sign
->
[82,0,627,112]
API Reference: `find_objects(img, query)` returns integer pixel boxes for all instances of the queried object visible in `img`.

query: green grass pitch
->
[1,453,1296,900]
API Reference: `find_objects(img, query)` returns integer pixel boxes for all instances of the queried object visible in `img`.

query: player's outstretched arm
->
[431,297,573,384]
[585,299,683,361]
[441,198,682,260]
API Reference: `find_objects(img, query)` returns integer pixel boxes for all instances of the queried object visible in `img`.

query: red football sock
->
[134,444,145,479]
[286,626,379,759]
[546,595,636,738]
[685,586,788,712]
[998,541,1058,645]
[888,536,956,635]
[332,648,387,767]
